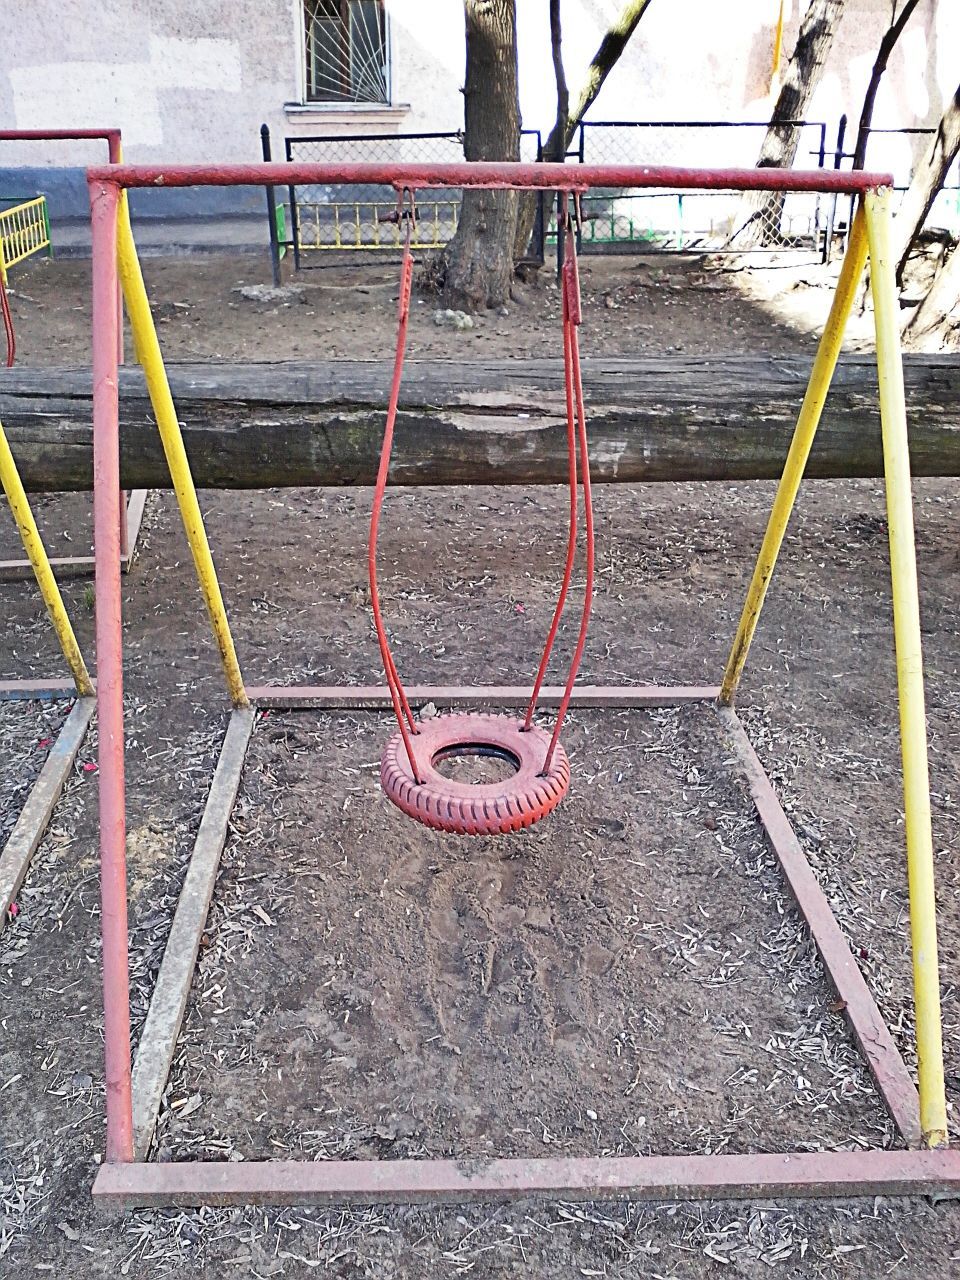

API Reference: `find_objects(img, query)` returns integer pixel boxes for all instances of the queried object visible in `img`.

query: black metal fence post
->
[823,113,847,263]
[261,124,282,287]
[532,130,545,264]
[284,136,302,271]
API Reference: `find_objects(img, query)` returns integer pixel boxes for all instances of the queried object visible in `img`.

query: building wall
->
[0,0,955,230]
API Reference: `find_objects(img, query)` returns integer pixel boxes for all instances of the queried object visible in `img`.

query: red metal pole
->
[89,176,134,1165]
[105,131,128,557]
[85,160,895,195]
[0,128,121,144]
[105,131,125,367]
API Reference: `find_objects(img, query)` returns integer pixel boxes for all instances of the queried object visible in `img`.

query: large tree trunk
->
[731,0,844,247]
[894,83,960,285]
[852,0,921,171]
[905,242,960,342]
[2,356,959,491]
[514,0,656,261]
[442,0,520,312]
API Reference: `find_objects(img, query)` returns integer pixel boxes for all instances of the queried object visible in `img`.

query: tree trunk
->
[893,83,960,285]
[514,0,656,261]
[905,242,960,341]
[852,0,921,170]
[442,0,520,312]
[3,356,959,491]
[731,0,845,247]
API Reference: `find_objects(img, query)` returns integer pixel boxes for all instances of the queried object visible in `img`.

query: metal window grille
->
[304,0,388,104]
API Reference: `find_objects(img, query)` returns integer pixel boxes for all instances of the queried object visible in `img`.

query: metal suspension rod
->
[367,197,421,781]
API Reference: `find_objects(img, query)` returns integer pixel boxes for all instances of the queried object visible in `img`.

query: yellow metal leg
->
[115,195,249,708]
[864,187,947,1149]
[719,205,869,705]
[0,419,94,695]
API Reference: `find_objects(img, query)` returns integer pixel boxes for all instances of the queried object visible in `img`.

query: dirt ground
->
[0,248,959,1277]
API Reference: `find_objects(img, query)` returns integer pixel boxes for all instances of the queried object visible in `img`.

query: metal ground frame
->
[0,487,149,581]
[106,683,935,1206]
[0,693,95,928]
[93,1147,960,1209]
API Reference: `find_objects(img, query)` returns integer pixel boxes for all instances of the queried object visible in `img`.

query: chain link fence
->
[278,129,542,262]
[566,121,829,256]
[264,117,960,271]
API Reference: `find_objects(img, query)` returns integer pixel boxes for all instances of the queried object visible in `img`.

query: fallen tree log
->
[1,356,959,492]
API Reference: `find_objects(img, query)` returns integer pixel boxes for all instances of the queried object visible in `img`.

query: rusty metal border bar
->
[0,679,77,701]
[247,683,720,710]
[113,691,925,1207]
[0,695,95,929]
[87,161,893,194]
[715,705,922,1145]
[0,487,148,581]
[130,706,254,1160]
[94,1147,960,1207]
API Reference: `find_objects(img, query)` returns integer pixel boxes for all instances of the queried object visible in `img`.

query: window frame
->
[300,0,391,107]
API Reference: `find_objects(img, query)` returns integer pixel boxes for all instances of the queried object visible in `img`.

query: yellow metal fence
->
[0,196,50,283]
[296,199,459,251]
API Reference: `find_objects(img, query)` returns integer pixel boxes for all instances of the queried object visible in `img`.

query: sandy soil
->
[0,249,959,1277]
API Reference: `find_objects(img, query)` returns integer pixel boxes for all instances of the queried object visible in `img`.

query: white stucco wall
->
[0,1,955,198]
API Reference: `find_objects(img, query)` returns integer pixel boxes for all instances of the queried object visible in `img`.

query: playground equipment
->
[373,191,590,834]
[0,193,51,365]
[79,158,959,1206]
[0,129,146,577]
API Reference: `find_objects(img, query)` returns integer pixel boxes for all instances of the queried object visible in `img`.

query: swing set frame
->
[82,161,960,1207]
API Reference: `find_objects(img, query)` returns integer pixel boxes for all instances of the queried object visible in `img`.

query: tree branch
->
[543,0,656,161]
[549,0,569,161]
[894,82,960,284]
[852,0,921,170]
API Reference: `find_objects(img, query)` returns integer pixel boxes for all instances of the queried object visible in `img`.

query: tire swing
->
[371,189,594,835]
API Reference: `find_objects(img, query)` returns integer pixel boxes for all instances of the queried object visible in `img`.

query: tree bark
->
[905,243,960,341]
[442,0,520,312]
[731,0,845,247]
[2,356,959,491]
[852,1,921,171]
[514,0,656,261]
[893,83,960,285]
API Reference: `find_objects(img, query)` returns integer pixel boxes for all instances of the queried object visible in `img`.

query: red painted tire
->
[380,713,570,835]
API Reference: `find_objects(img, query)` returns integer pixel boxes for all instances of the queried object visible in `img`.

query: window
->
[304,0,389,104]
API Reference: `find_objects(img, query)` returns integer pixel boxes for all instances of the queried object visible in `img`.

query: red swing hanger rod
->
[86,161,894,195]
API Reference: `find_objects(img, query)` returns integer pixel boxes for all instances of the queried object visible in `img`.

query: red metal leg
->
[1,275,15,367]
[90,177,134,1165]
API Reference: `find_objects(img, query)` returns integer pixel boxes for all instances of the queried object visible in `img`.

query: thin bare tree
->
[851,0,922,171]
[514,0,657,260]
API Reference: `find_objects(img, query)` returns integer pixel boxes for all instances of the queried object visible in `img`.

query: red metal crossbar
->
[85,161,894,194]
[1,128,122,162]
